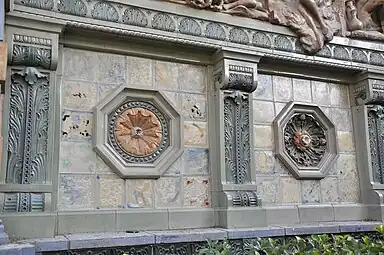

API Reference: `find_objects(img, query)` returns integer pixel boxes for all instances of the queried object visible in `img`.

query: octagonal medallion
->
[93,86,183,179]
[273,102,338,179]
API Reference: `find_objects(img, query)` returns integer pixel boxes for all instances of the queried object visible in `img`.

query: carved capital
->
[6,27,60,70]
[213,50,261,93]
[351,71,384,106]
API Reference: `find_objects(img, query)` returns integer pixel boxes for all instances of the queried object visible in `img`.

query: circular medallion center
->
[114,107,163,157]
[293,131,312,151]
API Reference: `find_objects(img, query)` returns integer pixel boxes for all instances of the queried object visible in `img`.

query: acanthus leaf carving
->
[368,105,384,184]
[223,90,251,184]
[6,67,49,186]
[11,45,52,70]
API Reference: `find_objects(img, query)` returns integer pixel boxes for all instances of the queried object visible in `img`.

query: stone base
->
[6,221,382,255]
[217,207,267,228]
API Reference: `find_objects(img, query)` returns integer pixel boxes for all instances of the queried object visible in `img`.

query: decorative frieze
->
[12,0,384,68]
[3,193,44,212]
[93,87,183,179]
[273,102,338,180]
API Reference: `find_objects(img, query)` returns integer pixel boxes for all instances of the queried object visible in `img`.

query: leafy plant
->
[198,225,384,255]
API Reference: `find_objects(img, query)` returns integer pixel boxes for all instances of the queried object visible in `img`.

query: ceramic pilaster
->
[209,50,265,228]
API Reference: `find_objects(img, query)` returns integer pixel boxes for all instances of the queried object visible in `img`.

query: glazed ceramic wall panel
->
[59,48,211,210]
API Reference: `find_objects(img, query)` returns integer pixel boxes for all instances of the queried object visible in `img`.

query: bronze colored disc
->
[114,107,163,157]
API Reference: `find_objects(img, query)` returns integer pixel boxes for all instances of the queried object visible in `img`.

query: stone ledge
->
[14,221,383,253]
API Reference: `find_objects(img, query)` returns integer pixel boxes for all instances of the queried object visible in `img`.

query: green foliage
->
[198,225,384,255]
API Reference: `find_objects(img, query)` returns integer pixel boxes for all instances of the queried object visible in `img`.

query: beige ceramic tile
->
[183,148,209,175]
[58,174,95,210]
[254,125,273,149]
[160,91,181,110]
[98,174,124,208]
[311,81,329,106]
[127,56,153,87]
[253,100,275,124]
[183,176,211,208]
[155,61,179,90]
[184,121,208,147]
[155,177,182,207]
[181,93,207,121]
[179,63,207,93]
[320,177,340,203]
[59,141,96,173]
[96,52,126,84]
[254,74,273,100]
[332,108,353,131]
[280,177,300,204]
[256,176,279,205]
[293,78,312,102]
[255,151,275,175]
[337,131,355,153]
[329,83,350,108]
[63,48,98,81]
[301,180,320,204]
[62,80,98,111]
[273,76,293,102]
[125,179,154,208]
[61,111,93,141]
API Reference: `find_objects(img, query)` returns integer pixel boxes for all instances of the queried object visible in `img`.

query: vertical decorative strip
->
[6,68,49,185]
[368,105,384,184]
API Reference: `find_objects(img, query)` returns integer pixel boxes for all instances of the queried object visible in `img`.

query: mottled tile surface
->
[183,148,209,175]
[184,121,207,146]
[155,61,179,90]
[125,180,154,208]
[178,64,207,93]
[183,177,211,208]
[321,177,340,203]
[254,125,273,149]
[255,151,275,175]
[96,53,126,84]
[62,80,98,111]
[311,81,329,106]
[61,111,92,141]
[155,177,182,207]
[98,175,124,208]
[127,56,153,87]
[293,78,312,102]
[58,174,95,210]
[164,158,182,176]
[301,180,320,204]
[253,101,275,123]
[332,108,353,131]
[63,48,98,81]
[280,177,300,204]
[60,142,96,173]
[254,74,273,100]
[182,93,207,121]
[273,76,293,102]
[329,83,349,108]
[256,177,279,205]
[337,131,355,153]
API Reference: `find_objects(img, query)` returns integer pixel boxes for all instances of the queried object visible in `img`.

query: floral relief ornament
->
[114,107,163,157]
[284,113,327,167]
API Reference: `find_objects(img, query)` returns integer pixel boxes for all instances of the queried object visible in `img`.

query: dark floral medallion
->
[284,113,327,167]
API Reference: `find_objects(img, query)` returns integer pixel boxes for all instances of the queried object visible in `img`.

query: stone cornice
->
[7,0,384,70]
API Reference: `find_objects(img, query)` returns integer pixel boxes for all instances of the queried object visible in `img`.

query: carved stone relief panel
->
[367,105,384,184]
[223,90,251,184]
[273,102,338,179]
[6,68,50,185]
[93,86,183,179]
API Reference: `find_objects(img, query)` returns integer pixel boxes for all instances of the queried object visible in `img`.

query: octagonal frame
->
[93,86,183,179]
[273,102,338,180]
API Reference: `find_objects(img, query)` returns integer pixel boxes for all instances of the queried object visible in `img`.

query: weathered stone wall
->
[58,47,211,210]
[254,74,359,205]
